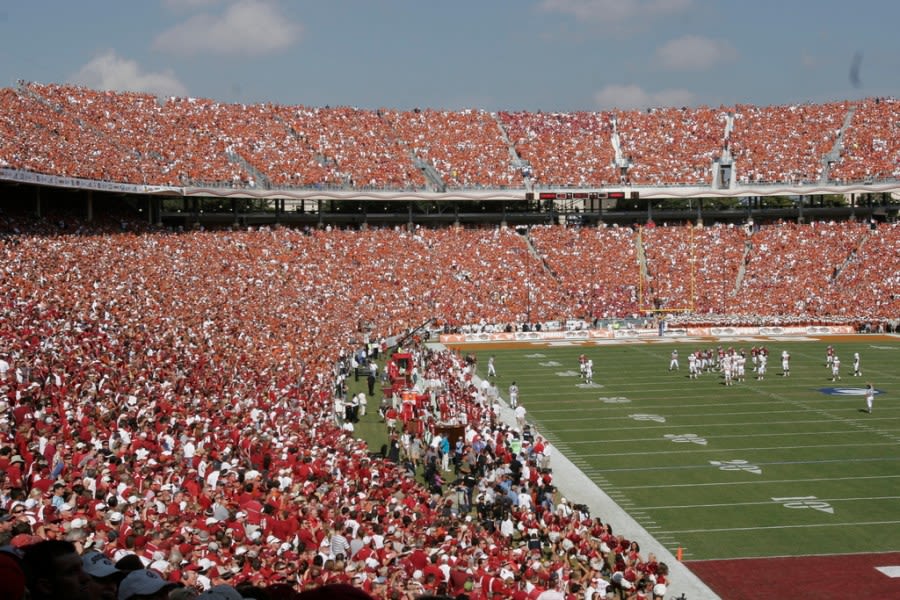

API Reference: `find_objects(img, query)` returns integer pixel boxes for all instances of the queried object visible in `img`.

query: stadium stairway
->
[413,157,447,192]
[492,113,533,188]
[732,239,753,296]
[820,104,857,183]
[520,229,562,282]
[635,229,650,301]
[832,229,871,282]
[15,81,56,112]
[227,151,272,189]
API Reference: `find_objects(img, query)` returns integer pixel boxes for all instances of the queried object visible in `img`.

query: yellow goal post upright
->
[637,223,697,316]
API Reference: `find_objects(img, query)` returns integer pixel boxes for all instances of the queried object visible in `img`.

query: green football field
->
[467,338,900,561]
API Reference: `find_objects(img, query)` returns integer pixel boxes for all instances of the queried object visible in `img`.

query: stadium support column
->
[34,187,41,219]
[232,198,239,228]
[85,190,93,222]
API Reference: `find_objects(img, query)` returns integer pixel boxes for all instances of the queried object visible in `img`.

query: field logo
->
[555,370,580,377]
[771,496,834,514]
[664,433,707,445]
[874,566,900,578]
[576,382,604,389]
[539,361,562,367]
[525,353,546,358]
[818,387,883,396]
[599,396,630,404]
[709,459,761,474]
[629,414,666,423]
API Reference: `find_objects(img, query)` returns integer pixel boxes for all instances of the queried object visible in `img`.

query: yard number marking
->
[555,370,581,377]
[664,433,708,445]
[599,396,631,404]
[709,459,762,474]
[630,413,667,423]
[771,496,834,514]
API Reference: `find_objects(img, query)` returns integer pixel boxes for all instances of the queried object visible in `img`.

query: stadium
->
[0,81,898,600]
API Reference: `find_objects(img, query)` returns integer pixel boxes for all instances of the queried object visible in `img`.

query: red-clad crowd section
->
[0,215,897,599]
[1,83,898,188]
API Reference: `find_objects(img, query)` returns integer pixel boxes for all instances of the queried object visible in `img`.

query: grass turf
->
[458,338,899,561]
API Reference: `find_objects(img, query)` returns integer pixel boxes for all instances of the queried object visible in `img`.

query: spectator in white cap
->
[82,551,124,600]
[117,569,178,600]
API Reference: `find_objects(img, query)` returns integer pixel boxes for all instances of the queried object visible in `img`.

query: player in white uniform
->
[584,359,594,384]
[757,352,767,380]
[688,352,699,379]
[487,355,497,378]
[722,353,734,386]
[508,381,519,408]
[781,350,791,377]
[852,352,862,377]
[831,355,841,382]
[669,349,679,371]
[864,383,875,413]
[735,352,746,382]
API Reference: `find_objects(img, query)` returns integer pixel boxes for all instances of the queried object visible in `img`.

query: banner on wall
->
[439,325,857,344]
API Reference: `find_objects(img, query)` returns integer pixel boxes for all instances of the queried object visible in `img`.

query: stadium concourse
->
[0,210,897,600]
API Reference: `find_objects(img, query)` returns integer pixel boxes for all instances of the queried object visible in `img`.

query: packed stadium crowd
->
[498,112,617,187]
[829,97,900,183]
[1,83,899,189]
[0,216,896,594]
[0,214,700,600]
[0,82,899,600]
[613,106,725,186]
[728,101,850,184]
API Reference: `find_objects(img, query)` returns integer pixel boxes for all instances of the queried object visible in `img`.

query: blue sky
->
[1,0,898,112]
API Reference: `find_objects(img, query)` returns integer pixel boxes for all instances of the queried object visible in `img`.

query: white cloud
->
[70,50,188,97]
[154,0,302,56]
[656,35,737,70]
[538,0,693,22]
[593,84,695,110]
